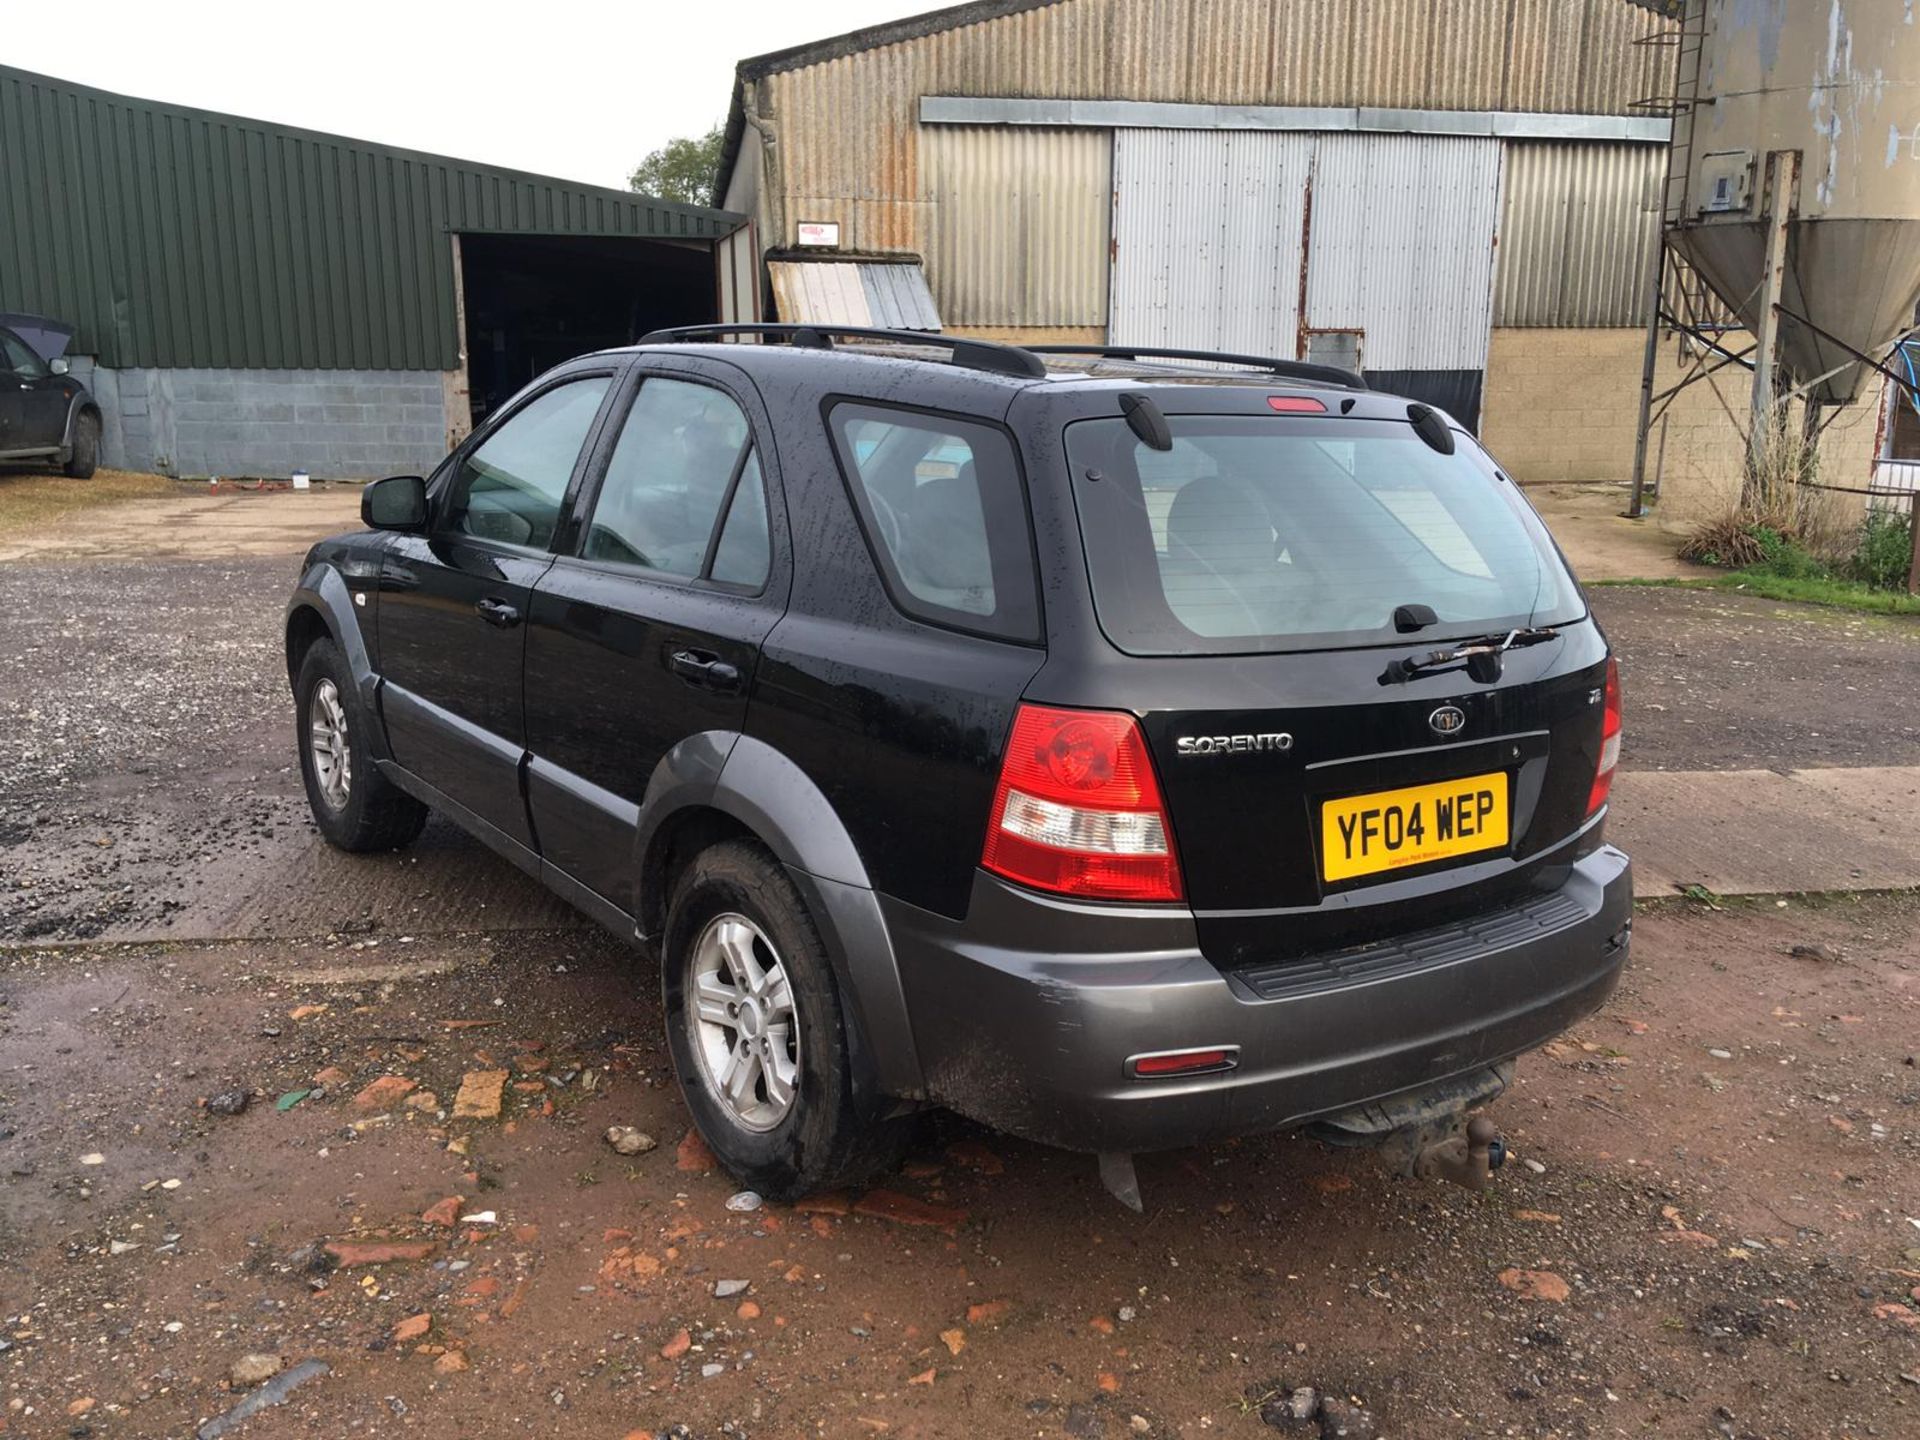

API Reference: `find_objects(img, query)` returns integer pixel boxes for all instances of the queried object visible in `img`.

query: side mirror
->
[362,474,429,532]
[50,356,70,377]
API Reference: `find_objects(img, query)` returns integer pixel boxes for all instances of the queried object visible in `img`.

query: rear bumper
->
[884,845,1632,1153]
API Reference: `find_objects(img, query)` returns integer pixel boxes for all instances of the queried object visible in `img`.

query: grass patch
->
[1596,570,1920,616]
[0,467,182,537]
[1654,501,1920,618]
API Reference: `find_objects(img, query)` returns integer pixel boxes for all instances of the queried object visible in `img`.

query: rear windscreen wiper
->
[1379,627,1560,686]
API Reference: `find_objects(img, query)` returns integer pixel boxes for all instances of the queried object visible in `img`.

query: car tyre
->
[63,410,100,479]
[663,840,910,1199]
[294,636,429,852]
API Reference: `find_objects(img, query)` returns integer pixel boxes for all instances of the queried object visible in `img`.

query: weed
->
[1679,883,1725,910]
[1849,509,1913,591]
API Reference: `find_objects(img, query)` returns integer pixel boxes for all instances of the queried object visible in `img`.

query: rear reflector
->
[1587,657,1622,816]
[1267,395,1327,413]
[982,704,1184,903]
[1130,1047,1238,1079]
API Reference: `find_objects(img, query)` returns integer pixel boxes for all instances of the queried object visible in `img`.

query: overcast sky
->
[5,0,931,193]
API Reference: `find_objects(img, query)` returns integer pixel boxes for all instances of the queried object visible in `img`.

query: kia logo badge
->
[1429,705,1467,738]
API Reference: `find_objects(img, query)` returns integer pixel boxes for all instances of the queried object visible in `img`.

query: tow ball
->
[1413,1116,1507,1191]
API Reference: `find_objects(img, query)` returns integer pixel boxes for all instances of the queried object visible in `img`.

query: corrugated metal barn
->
[0,63,741,478]
[717,0,1678,434]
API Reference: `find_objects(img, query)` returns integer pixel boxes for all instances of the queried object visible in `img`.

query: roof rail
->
[1024,345,1367,390]
[637,323,1048,380]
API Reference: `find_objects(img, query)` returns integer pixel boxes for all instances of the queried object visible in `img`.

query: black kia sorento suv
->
[286,326,1629,1207]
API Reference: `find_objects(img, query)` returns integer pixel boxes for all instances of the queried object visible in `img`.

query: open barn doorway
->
[457,232,718,428]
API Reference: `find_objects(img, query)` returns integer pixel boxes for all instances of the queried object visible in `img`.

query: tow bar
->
[1097,1065,1517,1210]
[1413,1115,1507,1191]
[1308,1061,1515,1192]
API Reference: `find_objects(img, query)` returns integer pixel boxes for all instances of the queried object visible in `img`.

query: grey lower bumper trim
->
[885,846,1633,1154]
[1230,889,1596,1002]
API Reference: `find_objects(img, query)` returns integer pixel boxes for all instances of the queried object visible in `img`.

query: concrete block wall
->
[1481,327,1888,526]
[76,363,456,480]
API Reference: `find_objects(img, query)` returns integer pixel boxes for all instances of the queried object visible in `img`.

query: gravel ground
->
[1592,586,1920,773]
[0,898,1915,1439]
[6,557,1919,945]
[2,554,1918,1437]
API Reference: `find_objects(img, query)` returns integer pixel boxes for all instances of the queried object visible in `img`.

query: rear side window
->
[827,403,1040,642]
[1064,414,1584,655]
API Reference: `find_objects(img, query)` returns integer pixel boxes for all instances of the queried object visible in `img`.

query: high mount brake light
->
[982,704,1185,903]
[1587,658,1622,816]
[1267,395,1328,413]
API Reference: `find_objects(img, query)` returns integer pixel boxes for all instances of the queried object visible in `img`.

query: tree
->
[628,125,726,207]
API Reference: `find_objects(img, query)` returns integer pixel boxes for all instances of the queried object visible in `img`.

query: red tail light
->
[1586,658,1621,816]
[982,704,1184,903]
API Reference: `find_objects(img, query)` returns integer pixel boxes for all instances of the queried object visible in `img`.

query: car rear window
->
[1063,414,1584,655]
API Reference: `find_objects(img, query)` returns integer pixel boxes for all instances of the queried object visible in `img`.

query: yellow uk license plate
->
[1320,772,1509,883]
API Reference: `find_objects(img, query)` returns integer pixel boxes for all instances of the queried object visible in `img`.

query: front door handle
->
[475,596,521,628]
[667,648,742,693]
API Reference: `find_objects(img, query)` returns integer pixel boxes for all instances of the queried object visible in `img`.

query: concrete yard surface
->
[0,482,362,564]
[1523,481,1702,583]
[1614,765,1920,898]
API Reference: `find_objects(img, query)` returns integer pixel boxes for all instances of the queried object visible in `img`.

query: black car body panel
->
[287,334,1631,1158]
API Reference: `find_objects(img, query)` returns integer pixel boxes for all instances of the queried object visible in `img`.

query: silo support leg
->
[1745,149,1797,501]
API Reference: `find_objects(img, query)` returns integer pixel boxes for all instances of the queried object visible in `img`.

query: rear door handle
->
[475,596,521,628]
[667,648,742,693]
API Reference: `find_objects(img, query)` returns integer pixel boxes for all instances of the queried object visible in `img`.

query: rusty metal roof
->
[718,0,1682,213]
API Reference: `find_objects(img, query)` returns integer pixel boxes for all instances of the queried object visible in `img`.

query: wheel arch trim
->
[634,732,926,1101]
[286,563,390,761]
[60,394,102,452]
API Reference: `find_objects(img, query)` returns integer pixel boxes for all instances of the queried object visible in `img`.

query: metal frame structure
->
[1624,4,1920,537]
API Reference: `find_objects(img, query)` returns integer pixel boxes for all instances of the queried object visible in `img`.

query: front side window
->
[446,377,611,549]
[0,330,47,379]
[1064,414,1585,655]
[583,377,768,586]
[827,403,1040,641]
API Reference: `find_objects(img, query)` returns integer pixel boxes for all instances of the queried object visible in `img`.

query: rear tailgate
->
[1055,401,1609,968]
[1129,633,1611,965]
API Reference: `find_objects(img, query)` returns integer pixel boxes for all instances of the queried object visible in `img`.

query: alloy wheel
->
[308,678,352,810]
[687,913,800,1132]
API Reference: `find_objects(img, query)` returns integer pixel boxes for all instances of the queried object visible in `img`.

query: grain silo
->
[1666,0,1920,407]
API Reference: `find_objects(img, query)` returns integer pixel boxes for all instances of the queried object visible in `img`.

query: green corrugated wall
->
[0,64,741,371]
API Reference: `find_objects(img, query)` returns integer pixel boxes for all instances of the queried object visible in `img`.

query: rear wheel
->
[294,637,428,852]
[663,840,909,1198]
[63,411,99,479]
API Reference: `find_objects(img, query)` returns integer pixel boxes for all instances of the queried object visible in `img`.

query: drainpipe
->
[741,82,784,254]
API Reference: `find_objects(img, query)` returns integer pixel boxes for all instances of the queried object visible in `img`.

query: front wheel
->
[63,411,99,479]
[662,841,909,1199]
[294,637,428,852]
